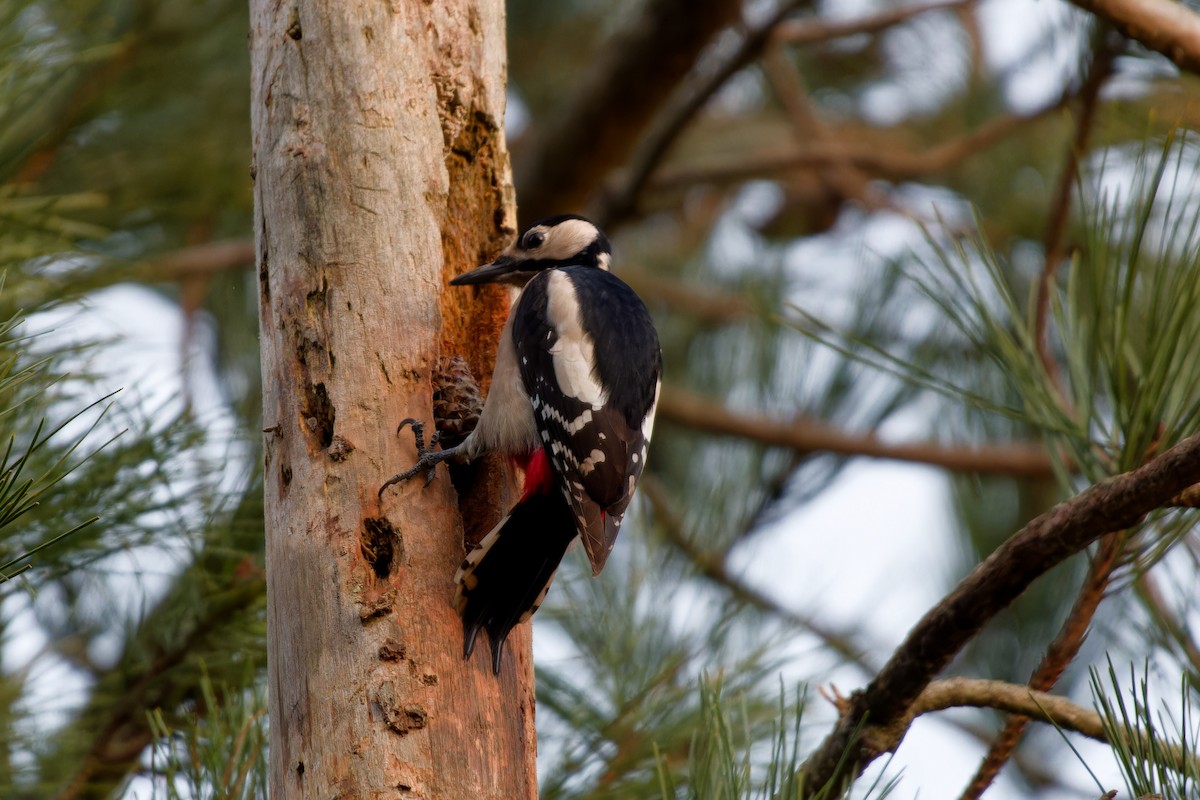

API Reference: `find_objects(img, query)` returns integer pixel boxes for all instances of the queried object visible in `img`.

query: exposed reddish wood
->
[251,0,535,797]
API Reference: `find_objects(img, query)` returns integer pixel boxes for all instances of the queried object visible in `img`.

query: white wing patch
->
[642,380,661,440]
[580,449,606,475]
[545,270,608,408]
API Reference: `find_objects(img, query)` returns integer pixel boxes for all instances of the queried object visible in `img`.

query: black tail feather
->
[455,491,577,675]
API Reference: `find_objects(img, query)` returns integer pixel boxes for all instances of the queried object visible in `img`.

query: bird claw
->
[380,419,453,497]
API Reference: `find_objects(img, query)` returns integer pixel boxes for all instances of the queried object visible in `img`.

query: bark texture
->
[251,1,532,797]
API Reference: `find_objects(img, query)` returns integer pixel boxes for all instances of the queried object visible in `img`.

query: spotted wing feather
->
[513,267,661,574]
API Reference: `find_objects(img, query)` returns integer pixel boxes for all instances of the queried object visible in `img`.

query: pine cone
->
[432,355,482,449]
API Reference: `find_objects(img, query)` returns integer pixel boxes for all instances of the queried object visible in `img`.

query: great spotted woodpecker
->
[381,215,662,675]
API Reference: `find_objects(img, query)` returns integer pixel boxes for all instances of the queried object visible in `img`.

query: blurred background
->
[2,0,1200,797]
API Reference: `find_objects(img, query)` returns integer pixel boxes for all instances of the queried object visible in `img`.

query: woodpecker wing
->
[513,267,661,575]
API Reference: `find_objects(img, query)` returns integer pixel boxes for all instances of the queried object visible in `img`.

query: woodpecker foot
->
[379,419,455,497]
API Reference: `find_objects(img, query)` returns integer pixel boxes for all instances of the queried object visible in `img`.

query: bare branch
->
[648,97,1067,193]
[594,0,810,228]
[912,677,1106,739]
[515,0,744,222]
[911,677,1200,775]
[760,42,881,210]
[1067,0,1200,74]
[143,239,256,281]
[620,267,754,324]
[800,432,1200,795]
[772,0,976,45]
[596,0,979,226]
[658,387,1056,478]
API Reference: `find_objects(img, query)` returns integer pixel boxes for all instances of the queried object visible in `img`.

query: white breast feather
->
[462,310,540,456]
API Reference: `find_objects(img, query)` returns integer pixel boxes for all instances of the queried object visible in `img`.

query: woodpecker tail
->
[454,489,577,675]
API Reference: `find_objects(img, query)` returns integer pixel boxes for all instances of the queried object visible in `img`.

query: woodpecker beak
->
[450,254,526,286]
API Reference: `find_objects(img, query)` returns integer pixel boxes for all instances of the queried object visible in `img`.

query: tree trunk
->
[250,1,533,797]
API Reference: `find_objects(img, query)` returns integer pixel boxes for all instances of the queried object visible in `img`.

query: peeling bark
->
[251,1,533,797]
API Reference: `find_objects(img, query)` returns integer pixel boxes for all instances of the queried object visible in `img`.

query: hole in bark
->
[361,517,397,578]
[286,7,302,40]
[301,382,335,449]
[258,258,269,304]
[296,761,305,777]
[378,639,406,661]
[374,682,428,736]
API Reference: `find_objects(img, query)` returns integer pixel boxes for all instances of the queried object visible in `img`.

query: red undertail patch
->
[520,448,555,501]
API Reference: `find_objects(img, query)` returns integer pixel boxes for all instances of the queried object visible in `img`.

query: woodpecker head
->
[451,214,612,287]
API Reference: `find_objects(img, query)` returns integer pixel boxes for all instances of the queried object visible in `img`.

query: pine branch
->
[641,475,878,674]
[658,386,1056,477]
[959,531,1125,799]
[1035,33,1120,396]
[45,489,265,800]
[799,432,1200,796]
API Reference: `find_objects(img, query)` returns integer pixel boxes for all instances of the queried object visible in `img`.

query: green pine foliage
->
[1,2,263,797]
[146,664,268,800]
[1092,661,1200,799]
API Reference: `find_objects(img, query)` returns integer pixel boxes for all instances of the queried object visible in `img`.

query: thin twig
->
[799,432,1200,795]
[658,387,1056,478]
[959,531,1125,799]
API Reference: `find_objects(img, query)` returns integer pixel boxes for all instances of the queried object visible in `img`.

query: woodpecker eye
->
[522,230,546,250]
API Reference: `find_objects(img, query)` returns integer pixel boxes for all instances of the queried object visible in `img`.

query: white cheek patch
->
[540,218,599,262]
[546,271,608,408]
